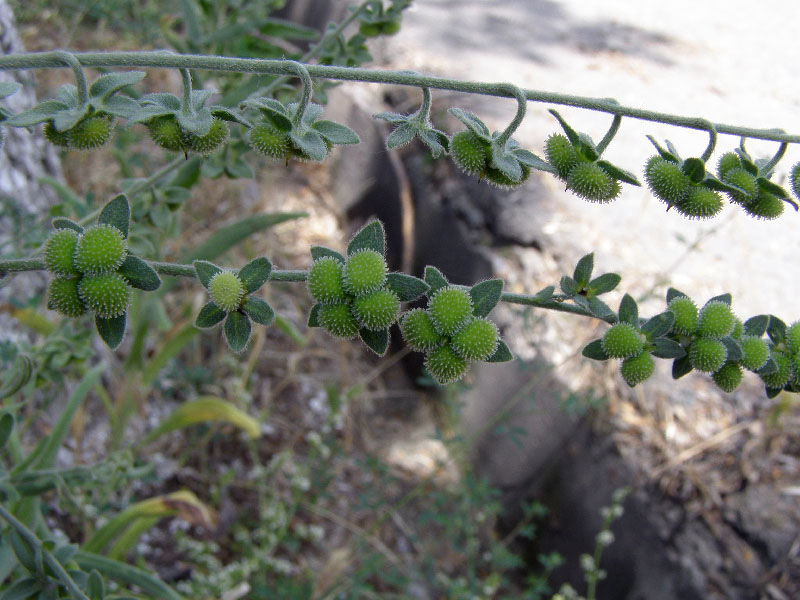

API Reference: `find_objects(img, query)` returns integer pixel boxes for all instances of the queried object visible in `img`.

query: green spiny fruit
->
[74,224,127,274]
[307,257,347,304]
[620,351,655,387]
[47,277,87,318]
[400,309,442,352]
[352,289,400,330]
[716,152,741,180]
[450,130,489,176]
[147,115,188,152]
[484,164,531,190]
[248,123,291,159]
[68,114,114,150]
[43,121,70,147]
[425,345,468,385]
[688,338,727,373]
[786,321,800,354]
[428,287,473,336]
[697,300,735,338]
[731,318,744,340]
[566,161,620,203]
[319,303,360,339]
[451,317,499,361]
[78,272,131,318]
[712,361,743,393]
[380,19,402,35]
[208,271,245,312]
[343,249,387,296]
[545,133,580,180]
[601,322,645,359]
[790,162,800,200]
[645,155,689,206]
[667,296,698,335]
[187,118,229,155]
[722,168,759,205]
[745,191,784,220]
[44,229,80,277]
[358,21,382,37]
[676,185,723,220]
[760,350,793,389]
[740,335,770,371]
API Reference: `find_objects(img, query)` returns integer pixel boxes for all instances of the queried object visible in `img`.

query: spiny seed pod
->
[567,162,620,203]
[428,287,473,336]
[760,350,793,389]
[451,317,499,361]
[745,191,784,220]
[620,351,655,387]
[676,185,723,220]
[716,152,741,180]
[358,21,382,37]
[790,162,800,200]
[43,121,70,147]
[740,335,770,371]
[47,277,87,318]
[74,224,127,275]
[668,296,698,335]
[484,164,531,190]
[208,271,245,313]
[545,133,580,180]
[645,156,689,206]
[187,118,229,155]
[731,318,744,340]
[343,249,387,296]
[319,303,360,339]
[352,289,400,330]
[381,19,402,35]
[307,257,347,305]
[147,115,188,152]
[712,361,743,393]
[44,229,80,277]
[601,322,645,359]
[400,309,442,352]
[688,338,727,373]
[248,123,291,159]
[722,168,759,205]
[425,345,468,385]
[786,321,800,354]
[78,272,131,318]
[68,114,114,150]
[697,301,735,338]
[450,130,488,176]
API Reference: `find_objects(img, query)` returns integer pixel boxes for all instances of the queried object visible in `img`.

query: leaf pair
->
[130,89,249,137]
[375,108,450,158]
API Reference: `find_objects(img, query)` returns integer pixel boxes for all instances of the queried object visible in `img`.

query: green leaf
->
[176,107,213,136]
[469,278,503,318]
[756,357,778,376]
[224,311,251,352]
[559,275,577,296]
[575,133,599,161]
[533,285,555,302]
[307,303,321,327]
[618,294,639,326]
[0,577,41,600]
[757,177,789,199]
[0,81,21,99]
[0,413,14,449]
[291,129,328,161]
[582,339,610,361]
[4,100,69,127]
[310,245,345,263]
[142,397,259,444]
[98,194,130,239]
[681,158,706,183]
[651,338,686,359]
[312,120,360,145]
[359,328,389,356]
[666,287,689,303]
[51,217,83,233]
[89,71,145,100]
[707,293,732,307]
[672,355,693,379]
[243,98,292,131]
[720,336,743,362]
[641,311,675,339]
[548,109,580,148]
[140,92,181,110]
[373,111,408,124]
[96,313,126,350]
[259,17,319,40]
[193,260,222,289]
[448,107,491,140]
[347,220,385,256]
[572,254,594,289]
[238,257,272,293]
[587,297,614,319]
[53,105,90,131]
[490,144,522,181]
[99,95,140,119]
[8,532,39,575]
[87,570,105,600]
[423,266,449,295]
[242,296,275,326]
[385,122,416,150]
[195,302,226,328]
[385,273,429,302]
[224,158,254,180]
[743,315,769,337]
[596,160,641,186]
[765,386,782,399]
[127,105,175,124]
[587,272,620,295]
[767,315,787,344]
[646,135,680,164]
[118,255,161,291]
[486,340,514,363]
[74,552,184,600]
[512,148,555,173]
[417,127,448,157]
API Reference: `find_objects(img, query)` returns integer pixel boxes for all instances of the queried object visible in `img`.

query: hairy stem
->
[596,113,622,155]
[52,50,88,108]
[494,83,526,147]
[180,68,194,116]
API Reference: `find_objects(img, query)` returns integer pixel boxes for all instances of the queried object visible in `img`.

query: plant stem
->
[180,68,194,116]
[1,52,799,143]
[596,114,622,155]
[52,50,88,108]
[494,83,526,147]
[287,61,313,127]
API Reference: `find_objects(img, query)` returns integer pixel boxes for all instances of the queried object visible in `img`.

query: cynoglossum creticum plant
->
[400,267,513,384]
[42,194,162,349]
[306,220,429,356]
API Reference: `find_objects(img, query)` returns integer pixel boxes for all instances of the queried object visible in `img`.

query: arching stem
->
[762,141,788,173]
[416,86,432,123]
[700,121,717,162]
[180,68,194,116]
[287,61,313,128]
[52,50,88,108]
[596,113,622,155]
[495,83,527,147]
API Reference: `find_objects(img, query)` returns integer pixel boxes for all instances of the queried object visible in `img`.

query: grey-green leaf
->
[560,275,577,296]
[291,129,327,162]
[360,328,389,356]
[193,260,222,289]
[587,272,621,295]
[618,294,639,326]
[98,194,130,239]
[0,81,21,99]
[743,315,769,337]
[417,128,447,158]
[373,111,408,124]
[0,577,41,600]
[96,313,126,349]
[651,338,686,359]
[672,355,693,379]
[310,245,345,263]
[490,144,522,181]
[0,413,14,449]
[385,273,429,302]
[89,71,146,100]
[597,160,641,186]
[51,218,83,233]
[242,296,275,326]
[572,253,594,289]
[176,107,213,136]
[347,220,385,256]
[386,122,416,150]
[307,303,321,327]
[533,285,555,302]
[224,311,251,353]
[721,336,743,362]
[238,257,272,293]
[582,339,610,361]
[312,120,360,145]
[195,302,226,328]
[118,255,161,291]
[641,311,675,339]
[448,107,490,140]
[4,100,69,127]
[423,266,449,295]
[486,340,514,363]
[469,278,503,318]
